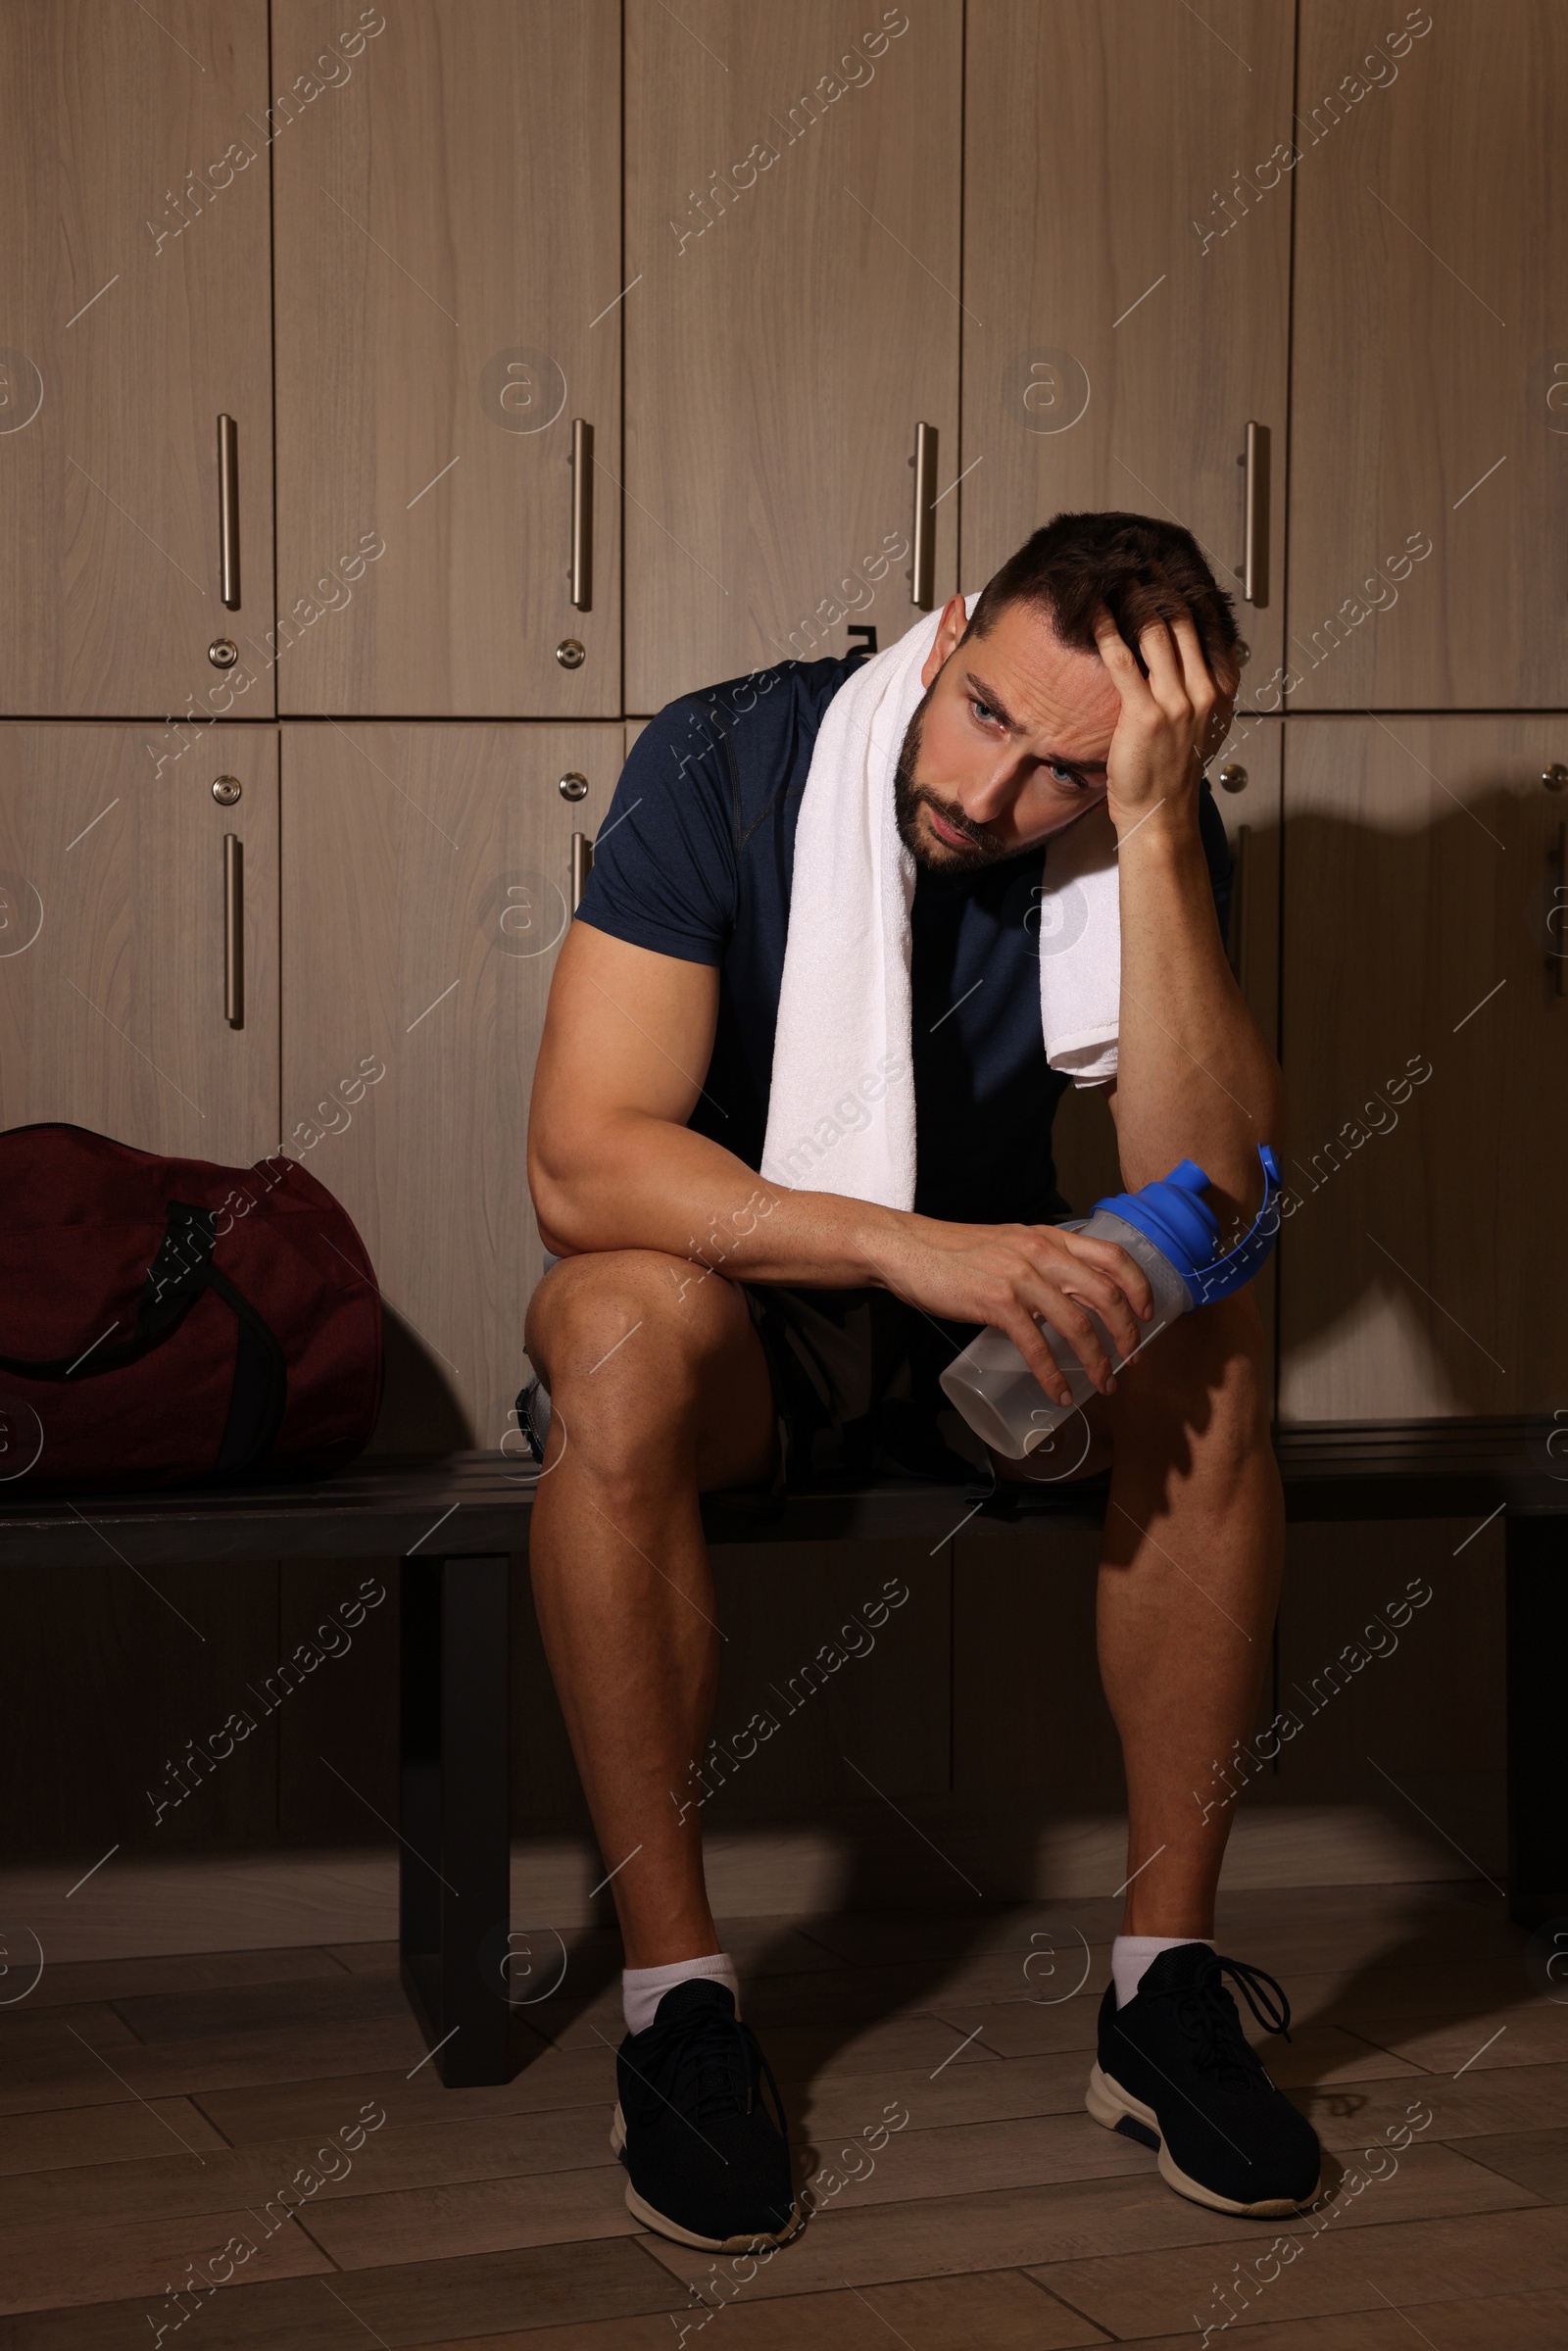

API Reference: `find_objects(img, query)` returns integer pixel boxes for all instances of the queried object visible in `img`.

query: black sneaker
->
[610,1978,802,2251]
[1086,1942,1323,2216]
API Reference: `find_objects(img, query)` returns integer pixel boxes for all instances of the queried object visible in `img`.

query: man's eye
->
[969,698,1000,726]
[1047,760,1080,784]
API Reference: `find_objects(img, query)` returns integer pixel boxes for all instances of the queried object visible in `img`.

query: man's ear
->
[919,593,969,690]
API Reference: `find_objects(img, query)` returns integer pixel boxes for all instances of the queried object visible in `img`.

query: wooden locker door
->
[281,723,623,1453]
[960,2,1295,709]
[0,725,279,1157]
[1278,718,1568,1422]
[0,3,274,718]
[272,3,621,719]
[1289,3,1568,709]
[624,2,962,713]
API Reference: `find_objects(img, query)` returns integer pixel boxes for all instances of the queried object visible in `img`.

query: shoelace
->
[1165,1950,1294,2089]
[628,2003,788,2140]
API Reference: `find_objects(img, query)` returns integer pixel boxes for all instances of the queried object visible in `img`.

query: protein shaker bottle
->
[939,1144,1283,1460]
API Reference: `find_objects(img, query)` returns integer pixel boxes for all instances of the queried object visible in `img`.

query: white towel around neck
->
[760,596,1121,1209]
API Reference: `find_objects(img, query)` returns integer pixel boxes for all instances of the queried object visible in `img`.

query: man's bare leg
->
[1090,1285,1283,1938]
[992,1284,1278,1935]
[523,1252,778,1969]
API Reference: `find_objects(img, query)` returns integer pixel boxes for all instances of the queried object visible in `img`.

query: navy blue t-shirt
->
[574,654,1233,1226]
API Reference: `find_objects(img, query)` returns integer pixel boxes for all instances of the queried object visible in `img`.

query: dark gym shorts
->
[738,1175,1102,1495]
[740,1267,1113,1511]
[741,1282,994,1492]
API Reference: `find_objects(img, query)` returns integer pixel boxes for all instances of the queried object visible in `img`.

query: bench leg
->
[399,1551,513,2085]
[1506,1511,1568,1930]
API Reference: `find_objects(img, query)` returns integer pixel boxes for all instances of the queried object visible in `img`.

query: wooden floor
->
[2,1878,1565,2348]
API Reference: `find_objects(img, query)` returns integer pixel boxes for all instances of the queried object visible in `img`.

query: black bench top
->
[0,1418,1561,1570]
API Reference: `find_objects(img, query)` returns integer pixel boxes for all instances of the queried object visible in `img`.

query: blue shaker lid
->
[1090,1158,1220,1284]
[1091,1144,1283,1300]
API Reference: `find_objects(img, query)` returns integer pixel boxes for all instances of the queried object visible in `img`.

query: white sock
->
[622,1951,740,2036]
[1112,1933,1214,2008]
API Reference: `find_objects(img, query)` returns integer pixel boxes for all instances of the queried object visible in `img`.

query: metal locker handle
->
[223,832,244,1028]
[1241,419,1269,608]
[570,831,594,911]
[218,414,240,610]
[910,421,937,610]
[570,418,594,612]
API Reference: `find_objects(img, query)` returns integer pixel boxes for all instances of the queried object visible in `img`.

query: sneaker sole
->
[1086,2062,1322,2219]
[610,2101,806,2254]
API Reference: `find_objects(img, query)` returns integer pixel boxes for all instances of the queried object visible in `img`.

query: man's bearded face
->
[893,685,1013,872]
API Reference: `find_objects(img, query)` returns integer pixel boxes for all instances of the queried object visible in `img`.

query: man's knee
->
[1115,1285,1270,1462]
[524,1249,737,1407]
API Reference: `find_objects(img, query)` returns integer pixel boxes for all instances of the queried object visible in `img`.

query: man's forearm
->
[1111,798,1285,1228]
[532,1111,906,1289]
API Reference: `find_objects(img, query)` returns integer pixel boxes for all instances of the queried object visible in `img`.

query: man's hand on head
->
[1091,605,1236,841]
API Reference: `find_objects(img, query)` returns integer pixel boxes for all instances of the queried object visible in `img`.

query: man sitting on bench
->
[522,511,1322,2252]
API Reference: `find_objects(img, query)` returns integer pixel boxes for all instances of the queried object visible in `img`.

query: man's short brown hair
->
[965,510,1248,684]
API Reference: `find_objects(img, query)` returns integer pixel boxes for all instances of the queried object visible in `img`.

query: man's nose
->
[960,757,1024,825]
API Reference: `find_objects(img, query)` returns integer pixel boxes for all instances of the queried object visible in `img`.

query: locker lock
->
[1218,763,1249,793]
[208,637,239,669]
[558,771,589,802]
[556,638,586,669]
[1545,763,1568,792]
[211,775,242,807]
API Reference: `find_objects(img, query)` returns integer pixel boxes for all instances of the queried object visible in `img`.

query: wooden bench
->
[2,1416,1562,2086]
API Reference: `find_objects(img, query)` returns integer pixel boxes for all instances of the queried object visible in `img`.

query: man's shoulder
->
[686,650,859,733]
[630,653,859,808]
[580,651,862,948]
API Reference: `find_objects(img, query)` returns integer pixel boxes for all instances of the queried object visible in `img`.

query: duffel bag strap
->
[0,1199,217,1380]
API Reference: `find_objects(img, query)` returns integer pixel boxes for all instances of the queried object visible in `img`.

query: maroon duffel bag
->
[0,1123,383,1493]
